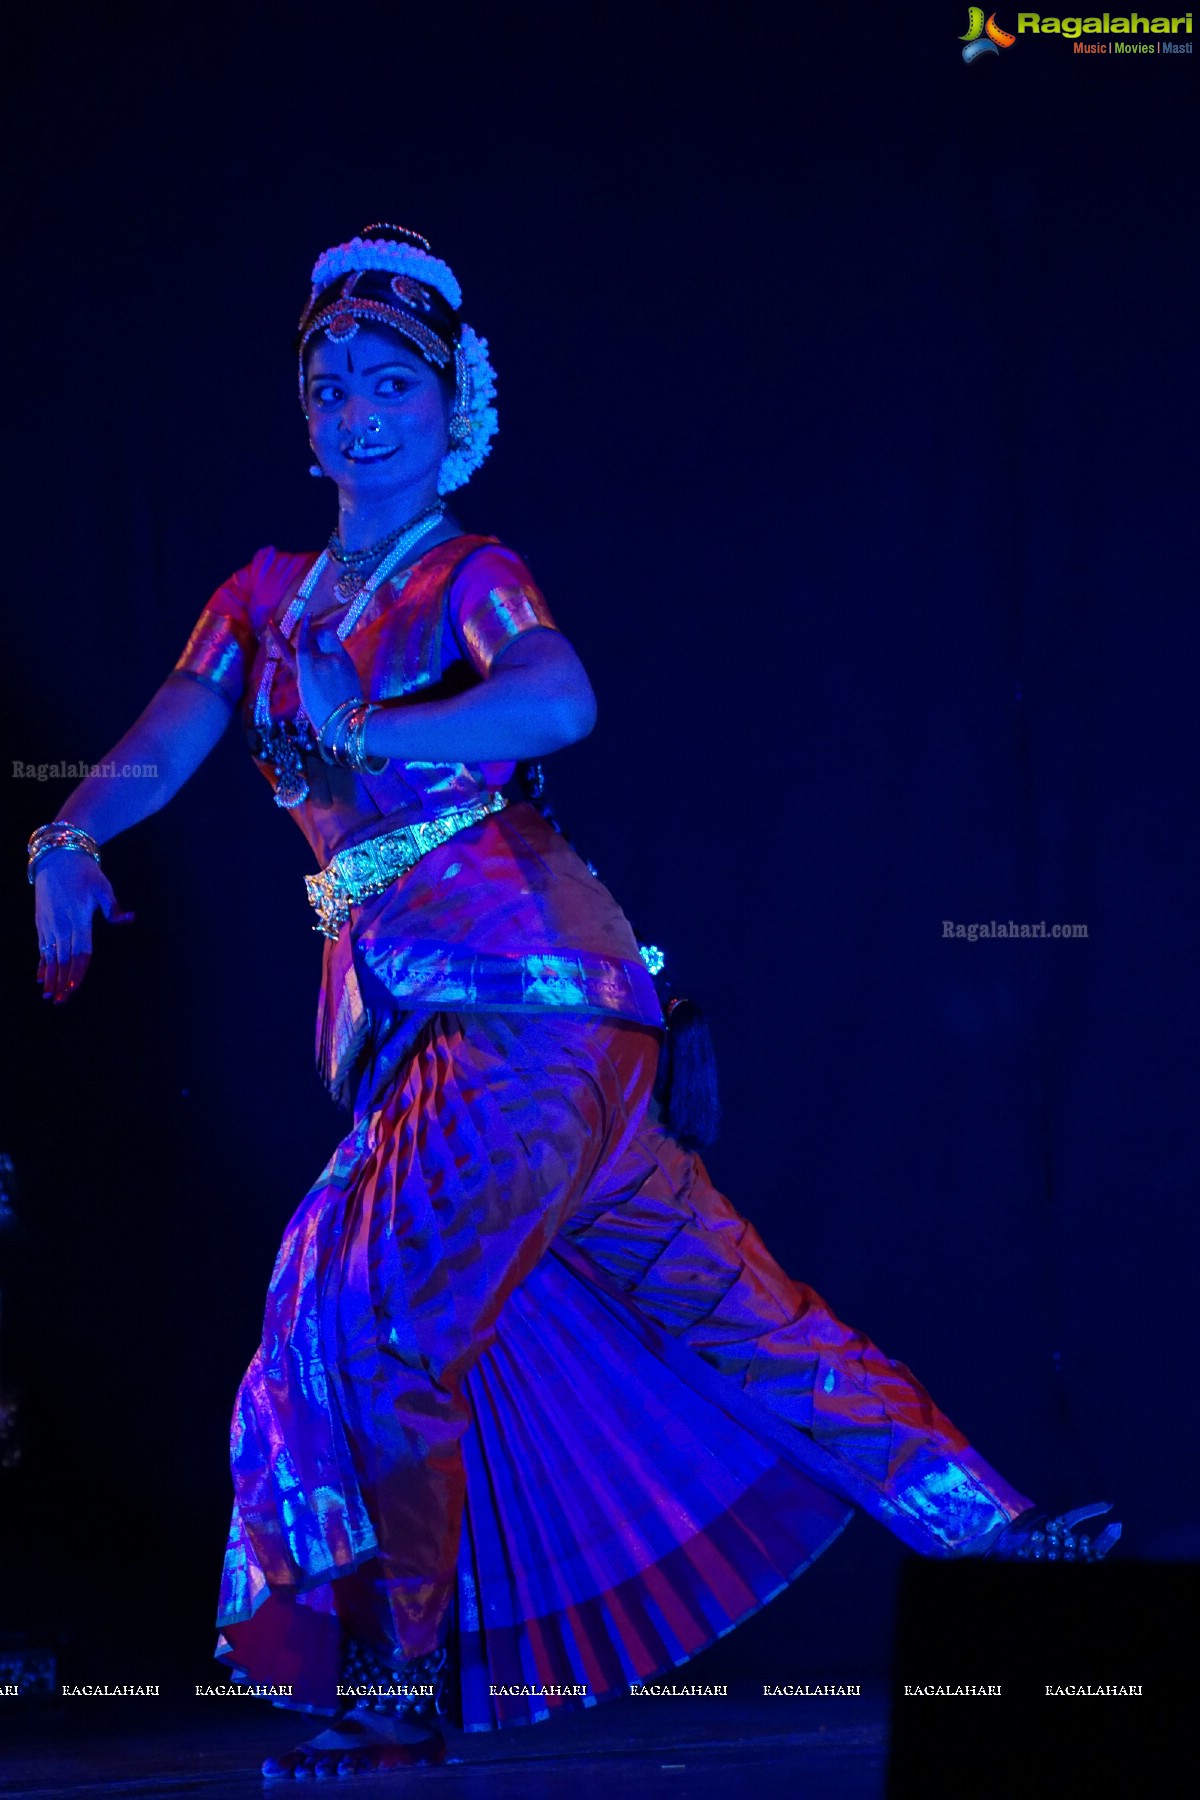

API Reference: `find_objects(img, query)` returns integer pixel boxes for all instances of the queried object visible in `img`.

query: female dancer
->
[29,226,1119,1780]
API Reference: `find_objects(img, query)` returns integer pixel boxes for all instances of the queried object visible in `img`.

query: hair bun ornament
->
[360,222,432,252]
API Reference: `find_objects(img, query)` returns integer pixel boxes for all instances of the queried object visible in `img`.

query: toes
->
[259,1745,347,1780]
[262,1730,447,1781]
[262,1749,309,1779]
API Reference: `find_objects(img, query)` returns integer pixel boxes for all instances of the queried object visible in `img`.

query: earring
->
[309,463,324,478]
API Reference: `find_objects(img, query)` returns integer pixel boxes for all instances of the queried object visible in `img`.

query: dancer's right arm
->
[32,673,233,1002]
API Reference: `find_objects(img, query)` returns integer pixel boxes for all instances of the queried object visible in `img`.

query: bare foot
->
[261,1708,447,1779]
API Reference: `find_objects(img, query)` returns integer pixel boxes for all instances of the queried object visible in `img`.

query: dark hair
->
[298,256,459,364]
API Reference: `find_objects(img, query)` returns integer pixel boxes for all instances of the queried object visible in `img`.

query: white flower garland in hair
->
[438,323,499,495]
[310,236,463,310]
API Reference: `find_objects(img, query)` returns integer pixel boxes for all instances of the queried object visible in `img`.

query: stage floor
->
[0,1689,889,1799]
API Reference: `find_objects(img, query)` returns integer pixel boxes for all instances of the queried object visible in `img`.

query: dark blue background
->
[2,0,1195,1685]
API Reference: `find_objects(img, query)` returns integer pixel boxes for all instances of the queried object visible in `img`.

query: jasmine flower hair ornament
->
[297,223,498,495]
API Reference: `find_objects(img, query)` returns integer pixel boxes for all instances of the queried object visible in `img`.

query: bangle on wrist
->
[316,695,364,765]
[27,820,102,885]
[325,704,361,769]
[343,702,387,774]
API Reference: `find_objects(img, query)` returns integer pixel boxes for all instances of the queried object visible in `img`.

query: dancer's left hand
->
[264,614,363,737]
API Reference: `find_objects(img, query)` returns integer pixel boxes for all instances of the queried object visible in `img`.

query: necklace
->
[327,514,432,603]
[252,502,446,808]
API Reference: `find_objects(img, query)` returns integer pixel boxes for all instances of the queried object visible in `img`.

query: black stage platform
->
[1,1561,1188,1798]
[0,1689,889,1799]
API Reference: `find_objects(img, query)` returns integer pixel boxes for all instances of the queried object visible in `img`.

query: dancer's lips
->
[343,444,399,463]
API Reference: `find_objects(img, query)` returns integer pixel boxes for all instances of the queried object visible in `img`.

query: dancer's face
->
[304,326,452,505]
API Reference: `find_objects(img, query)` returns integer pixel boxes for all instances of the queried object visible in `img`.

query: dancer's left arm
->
[265,616,597,762]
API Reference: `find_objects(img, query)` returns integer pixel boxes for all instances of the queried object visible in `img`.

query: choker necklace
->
[327,513,440,603]
[252,501,446,808]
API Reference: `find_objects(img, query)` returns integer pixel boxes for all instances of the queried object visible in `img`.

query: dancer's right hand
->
[33,851,135,1004]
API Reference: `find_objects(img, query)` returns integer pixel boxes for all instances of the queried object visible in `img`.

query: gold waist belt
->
[304,793,508,940]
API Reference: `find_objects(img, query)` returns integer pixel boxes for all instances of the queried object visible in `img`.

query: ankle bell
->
[985,1501,1122,1564]
[338,1633,453,1722]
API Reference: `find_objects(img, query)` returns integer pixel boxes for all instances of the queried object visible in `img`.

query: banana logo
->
[960,9,1016,61]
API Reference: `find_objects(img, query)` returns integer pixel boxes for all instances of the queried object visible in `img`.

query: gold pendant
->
[333,569,367,603]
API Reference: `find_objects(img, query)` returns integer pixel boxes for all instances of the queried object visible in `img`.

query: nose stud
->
[366,415,382,433]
